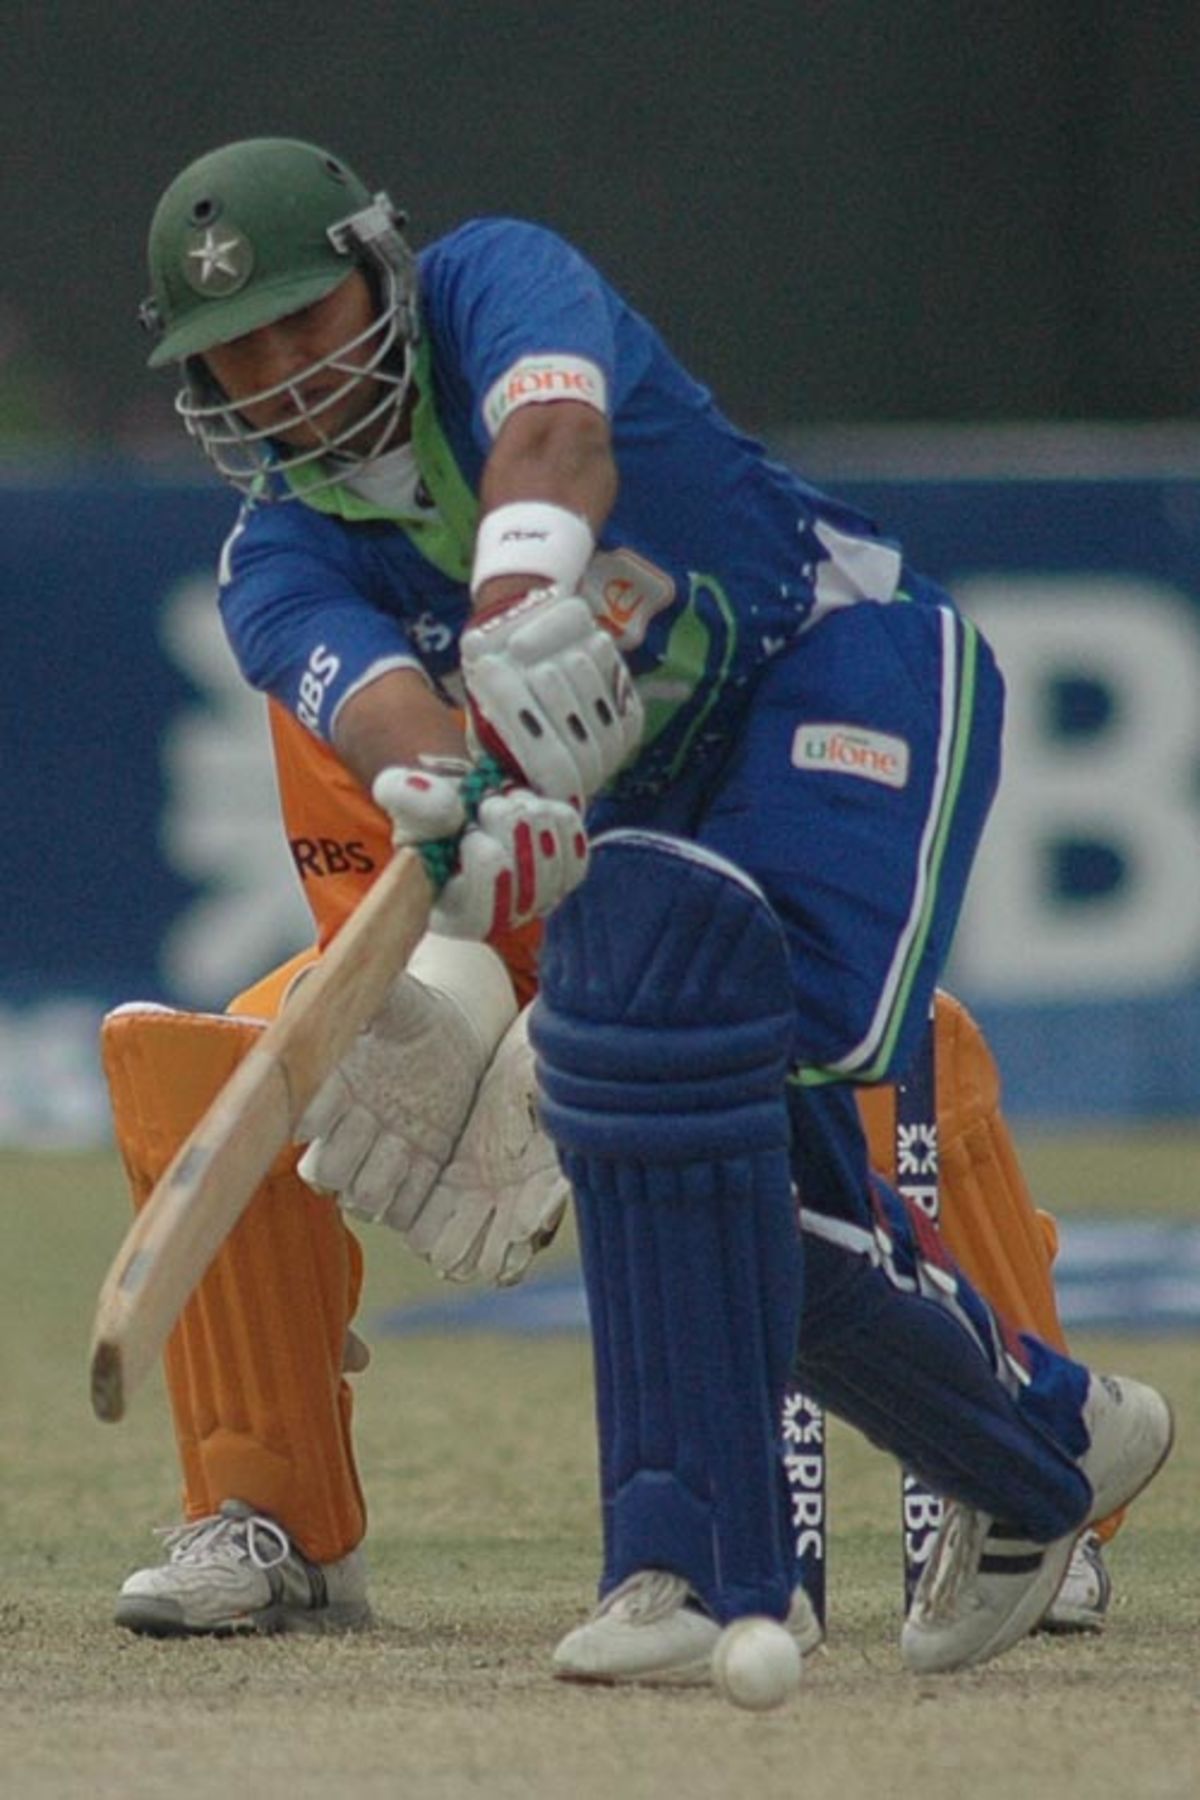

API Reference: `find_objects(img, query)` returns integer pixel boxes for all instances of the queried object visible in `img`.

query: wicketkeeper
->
[108,137,1171,1682]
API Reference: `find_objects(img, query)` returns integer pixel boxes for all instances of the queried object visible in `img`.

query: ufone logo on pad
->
[791,723,910,788]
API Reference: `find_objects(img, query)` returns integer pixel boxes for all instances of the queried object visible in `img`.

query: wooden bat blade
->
[89,849,433,1423]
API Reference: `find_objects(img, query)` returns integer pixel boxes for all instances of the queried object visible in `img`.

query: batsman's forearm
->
[477,402,616,565]
[332,668,469,790]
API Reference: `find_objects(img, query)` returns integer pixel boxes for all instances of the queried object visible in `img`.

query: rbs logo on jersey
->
[297,643,341,731]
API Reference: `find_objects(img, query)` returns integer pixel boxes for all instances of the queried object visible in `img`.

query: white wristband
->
[470,501,595,600]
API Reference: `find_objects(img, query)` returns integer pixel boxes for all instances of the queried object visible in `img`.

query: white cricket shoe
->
[1039,1530,1111,1633]
[900,1374,1172,1675]
[115,1499,371,1637]
[553,1568,821,1686]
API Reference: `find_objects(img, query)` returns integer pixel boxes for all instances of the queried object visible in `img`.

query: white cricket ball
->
[711,1616,803,1712]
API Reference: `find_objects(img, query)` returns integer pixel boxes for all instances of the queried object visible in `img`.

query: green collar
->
[281,334,478,581]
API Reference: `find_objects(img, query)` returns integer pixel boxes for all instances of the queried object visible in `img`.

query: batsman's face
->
[202,270,389,453]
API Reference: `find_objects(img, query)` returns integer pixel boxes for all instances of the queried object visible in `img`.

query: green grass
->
[1012,1122,1200,1218]
[1,1145,1197,1800]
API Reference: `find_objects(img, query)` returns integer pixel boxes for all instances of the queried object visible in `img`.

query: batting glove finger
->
[461,588,643,805]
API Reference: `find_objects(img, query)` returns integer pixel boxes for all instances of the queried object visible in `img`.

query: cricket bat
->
[89,847,433,1424]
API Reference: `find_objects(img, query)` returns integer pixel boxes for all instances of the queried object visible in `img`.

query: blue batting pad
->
[794,1231,1090,1540]
[787,1080,1091,1540]
[533,831,802,1622]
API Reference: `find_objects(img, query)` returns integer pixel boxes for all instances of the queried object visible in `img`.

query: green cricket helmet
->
[141,137,420,496]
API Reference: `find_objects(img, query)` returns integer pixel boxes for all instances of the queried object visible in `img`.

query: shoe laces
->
[156,1505,291,1573]
[913,1503,991,1625]
[594,1569,700,1626]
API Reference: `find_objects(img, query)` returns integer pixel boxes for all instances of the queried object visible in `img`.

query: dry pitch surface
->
[2,1141,1197,1800]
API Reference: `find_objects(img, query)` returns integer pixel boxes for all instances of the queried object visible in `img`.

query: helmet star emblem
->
[189,227,240,281]
[182,223,254,296]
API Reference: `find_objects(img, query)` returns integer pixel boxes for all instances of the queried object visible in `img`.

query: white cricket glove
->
[405,1005,570,1286]
[296,936,516,1233]
[460,587,644,808]
[373,757,588,940]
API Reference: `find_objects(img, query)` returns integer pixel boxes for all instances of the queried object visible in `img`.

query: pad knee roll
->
[534,832,797,1163]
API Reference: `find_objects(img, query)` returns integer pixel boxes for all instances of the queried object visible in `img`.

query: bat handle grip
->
[415,753,510,891]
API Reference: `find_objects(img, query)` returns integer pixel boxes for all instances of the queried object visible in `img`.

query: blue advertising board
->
[5,446,1200,1139]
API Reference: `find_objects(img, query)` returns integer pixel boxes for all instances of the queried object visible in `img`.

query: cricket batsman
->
[106,137,1171,1684]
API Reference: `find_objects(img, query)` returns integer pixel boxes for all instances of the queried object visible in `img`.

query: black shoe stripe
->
[265,1558,328,1611]
[980,1550,1045,1576]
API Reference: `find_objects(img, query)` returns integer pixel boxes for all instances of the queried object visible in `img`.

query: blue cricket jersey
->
[218,216,925,802]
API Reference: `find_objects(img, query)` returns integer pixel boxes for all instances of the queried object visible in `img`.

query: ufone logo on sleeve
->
[791,723,910,788]
[483,354,609,435]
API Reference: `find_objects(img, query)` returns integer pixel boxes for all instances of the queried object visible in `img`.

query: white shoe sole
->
[553,1614,718,1686]
[554,1656,714,1687]
[114,1593,373,1638]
